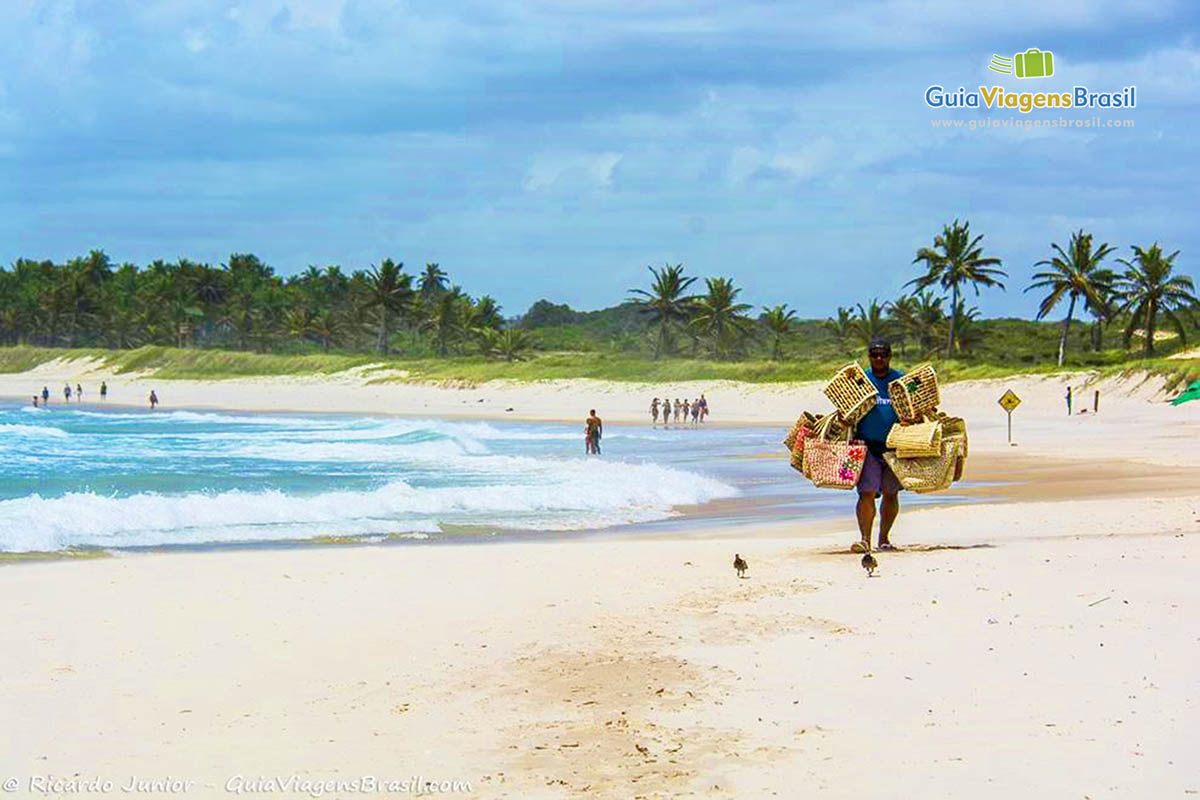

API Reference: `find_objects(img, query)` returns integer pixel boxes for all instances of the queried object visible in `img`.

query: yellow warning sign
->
[998,389,1022,412]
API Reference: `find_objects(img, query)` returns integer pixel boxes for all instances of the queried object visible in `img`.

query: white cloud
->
[524,151,623,191]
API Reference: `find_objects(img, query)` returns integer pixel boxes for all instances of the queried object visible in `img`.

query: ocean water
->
[2,404,969,553]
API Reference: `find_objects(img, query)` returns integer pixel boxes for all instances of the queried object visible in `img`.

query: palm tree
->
[849,299,892,347]
[885,295,920,356]
[944,300,982,354]
[472,295,504,330]
[362,259,415,354]
[419,263,448,300]
[824,306,854,346]
[1026,230,1117,366]
[911,291,947,355]
[1115,244,1198,356]
[628,263,698,359]
[484,328,537,361]
[689,277,754,360]
[909,219,1007,353]
[761,304,797,360]
[306,309,349,352]
[420,289,465,356]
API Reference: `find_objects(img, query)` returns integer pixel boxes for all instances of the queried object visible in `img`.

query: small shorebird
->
[861,551,878,577]
[733,554,748,579]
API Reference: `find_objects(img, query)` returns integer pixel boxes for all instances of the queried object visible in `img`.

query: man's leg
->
[878,490,899,547]
[855,492,876,549]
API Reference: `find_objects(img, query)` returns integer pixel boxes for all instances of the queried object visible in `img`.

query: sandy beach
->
[1,363,1198,798]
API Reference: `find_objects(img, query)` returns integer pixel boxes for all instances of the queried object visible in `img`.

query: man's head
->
[589,409,596,415]
[867,338,892,373]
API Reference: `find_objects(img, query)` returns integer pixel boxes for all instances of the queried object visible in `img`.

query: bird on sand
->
[861,551,878,577]
[733,554,748,578]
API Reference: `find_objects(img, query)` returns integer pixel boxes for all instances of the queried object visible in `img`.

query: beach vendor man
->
[851,338,903,553]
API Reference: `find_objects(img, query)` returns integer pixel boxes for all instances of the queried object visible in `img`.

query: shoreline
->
[4,364,1197,471]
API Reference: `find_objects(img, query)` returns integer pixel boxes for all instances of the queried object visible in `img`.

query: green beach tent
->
[1170,380,1200,406]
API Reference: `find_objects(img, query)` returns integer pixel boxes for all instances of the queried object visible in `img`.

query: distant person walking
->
[650,397,660,426]
[76,383,83,402]
[41,386,49,405]
[691,398,700,425]
[149,390,159,410]
[100,381,108,401]
[585,409,603,455]
[674,398,683,424]
[63,383,72,403]
[662,398,671,428]
[699,394,709,422]
[682,399,691,424]
[1066,386,1072,416]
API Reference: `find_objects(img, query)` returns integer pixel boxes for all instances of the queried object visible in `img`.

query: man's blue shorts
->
[858,449,902,495]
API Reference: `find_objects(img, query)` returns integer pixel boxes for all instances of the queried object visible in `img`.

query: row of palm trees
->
[899,219,1197,363]
[0,254,537,359]
[0,223,1194,364]
[627,219,1196,363]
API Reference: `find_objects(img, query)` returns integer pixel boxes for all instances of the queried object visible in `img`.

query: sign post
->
[998,389,1022,445]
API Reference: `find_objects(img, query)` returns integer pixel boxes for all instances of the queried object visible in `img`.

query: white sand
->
[1,362,1198,797]
[5,359,1198,466]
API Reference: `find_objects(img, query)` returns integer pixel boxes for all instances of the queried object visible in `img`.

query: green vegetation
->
[0,220,1194,384]
[0,548,110,564]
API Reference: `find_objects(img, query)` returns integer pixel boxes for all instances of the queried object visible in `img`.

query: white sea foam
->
[0,460,737,552]
[0,423,70,439]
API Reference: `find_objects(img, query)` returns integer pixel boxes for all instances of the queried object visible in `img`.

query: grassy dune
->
[0,345,1195,388]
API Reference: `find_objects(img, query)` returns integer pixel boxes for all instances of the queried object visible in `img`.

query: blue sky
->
[2,0,1196,319]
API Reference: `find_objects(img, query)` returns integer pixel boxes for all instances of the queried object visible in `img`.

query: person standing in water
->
[585,409,603,455]
[691,398,700,425]
[64,383,72,403]
[650,397,660,427]
[699,394,709,422]
[32,395,39,408]
[100,381,108,401]
[42,386,49,405]
[661,397,671,428]
[76,383,83,402]
[149,390,159,409]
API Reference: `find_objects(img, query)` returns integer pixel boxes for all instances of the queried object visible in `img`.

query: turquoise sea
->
[1,403,967,553]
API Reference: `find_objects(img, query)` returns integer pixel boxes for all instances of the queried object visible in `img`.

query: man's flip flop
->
[877,542,897,551]
[850,541,869,554]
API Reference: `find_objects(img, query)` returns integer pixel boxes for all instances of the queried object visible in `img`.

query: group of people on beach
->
[650,394,708,427]
[32,382,106,407]
[30,383,160,409]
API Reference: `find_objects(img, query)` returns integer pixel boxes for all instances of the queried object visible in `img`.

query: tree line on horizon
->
[625,219,1196,363]
[0,220,1195,364]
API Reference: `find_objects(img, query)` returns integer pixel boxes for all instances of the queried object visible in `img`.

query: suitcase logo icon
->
[988,48,1054,79]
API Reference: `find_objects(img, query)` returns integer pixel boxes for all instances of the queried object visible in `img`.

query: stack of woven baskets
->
[881,363,968,493]
[783,362,968,493]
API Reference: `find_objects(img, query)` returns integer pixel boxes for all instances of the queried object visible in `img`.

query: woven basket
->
[805,415,867,490]
[886,419,943,458]
[822,363,877,425]
[933,413,968,458]
[884,439,961,494]
[782,411,818,452]
[888,363,940,423]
